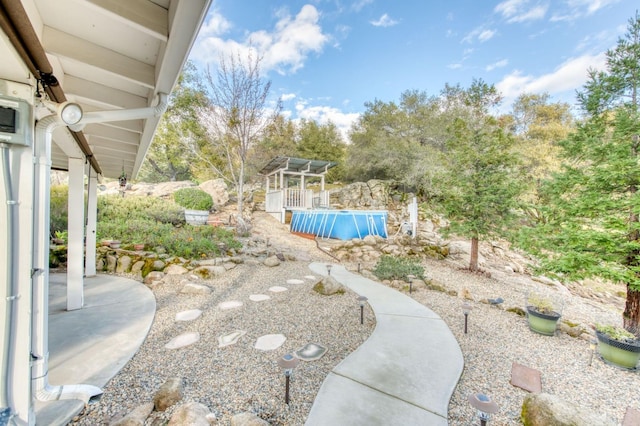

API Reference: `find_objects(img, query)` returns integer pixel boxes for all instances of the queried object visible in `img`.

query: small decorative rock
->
[231,412,269,426]
[295,343,327,361]
[263,256,281,267]
[268,286,287,293]
[179,282,212,295]
[312,276,345,296]
[168,402,215,426]
[249,294,270,302]
[165,332,200,349]
[286,279,304,285]
[175,309,202,322]
[521,393,616,426]
[218,330,247,347]
[254,334,286,351]
[165,264,188,275]
[110,402,154,426]
[152,260,166,271]
[153,377,183,412]
[218,300,243,310]
[143,271,164,285]
[193,265,226,278]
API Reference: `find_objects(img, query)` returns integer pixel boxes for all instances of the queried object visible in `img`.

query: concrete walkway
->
[34,273,155,426]
[306,263,464,425]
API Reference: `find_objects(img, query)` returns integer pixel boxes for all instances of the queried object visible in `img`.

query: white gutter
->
[31,93,168,403]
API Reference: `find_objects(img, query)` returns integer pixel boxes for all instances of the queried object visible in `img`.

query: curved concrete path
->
[306,263,464,425]
[35,273,156,426]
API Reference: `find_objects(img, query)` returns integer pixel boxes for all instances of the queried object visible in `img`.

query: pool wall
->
[290,210,388,240]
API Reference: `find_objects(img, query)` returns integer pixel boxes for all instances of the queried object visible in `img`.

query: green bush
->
[50,185,68,237]
[96,194,240,259]
[173,187,213,211]
[373,255,425,281]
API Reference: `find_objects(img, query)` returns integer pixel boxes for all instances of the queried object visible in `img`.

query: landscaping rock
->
[106,255,117,272]
[231,412,268,426]
[168,402,215,426]
[200,178,229,208]
[144,271,164,285]
[522,393,616,426]
[152,260,166,271]
[153,377,183,411]
[110,402,154,426]
[263,256,281,267]
[179,282,212,295]
[130,261,145,275]
[313,276,345,295]
[193,265,226,279]
[165,264,188,275]
[116,255,132,273]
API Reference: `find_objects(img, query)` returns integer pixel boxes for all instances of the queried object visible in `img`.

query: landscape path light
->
[468,393,499,425]
[277,353,300,405]
[326,264,332,276]
[462,302,472,334]
[407,274,416,294]
[357,295,368,325]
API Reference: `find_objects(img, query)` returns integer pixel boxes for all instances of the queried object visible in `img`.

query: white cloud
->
[192,5,328,75]
[293,101,360,141]
[352,0,373,12]
[550,0,620,21]
[495,0,547,23]
[448,63,463,70]
[486,59,509,71]
[463,27,497,43]
[197,9,232,37]
[281,93,296,102]
[370,14,399,28]
[495,52,607,106]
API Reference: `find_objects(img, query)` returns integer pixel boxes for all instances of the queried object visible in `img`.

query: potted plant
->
[110,240,121,249]
[174,187,213,226]
[526,293,561,336]
[133,243,145,251]
[595,324,640,370]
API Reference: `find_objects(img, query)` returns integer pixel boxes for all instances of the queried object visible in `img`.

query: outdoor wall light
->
[407,274,416,294]
[357,295,368,325]
[468,393,499,425]
[462,302,472,334]
[58,102,83,126]
[277,353,299,405]
[326,264,332,276]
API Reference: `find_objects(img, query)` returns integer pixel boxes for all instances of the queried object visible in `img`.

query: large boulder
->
[313,276,345,296]
[153,377,183,412]
[522,393,616,426]
[168,402,215,425]
[199,179,229,208]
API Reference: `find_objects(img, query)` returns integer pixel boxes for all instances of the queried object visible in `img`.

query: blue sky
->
[189,0,635,139]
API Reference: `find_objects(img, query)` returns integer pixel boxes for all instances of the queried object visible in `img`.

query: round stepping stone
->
[249,294,271,302]
[218,330,247,347]
[165,332,200,349]
[175,309,202,322]
[295,343,328,361]
[254,334,286,351]
[218,300,243,310]
[304,275,316,280]
[286,279,305,285]
[268,286,288,293]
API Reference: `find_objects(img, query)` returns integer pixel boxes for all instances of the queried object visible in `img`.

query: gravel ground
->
[72,213,640,425]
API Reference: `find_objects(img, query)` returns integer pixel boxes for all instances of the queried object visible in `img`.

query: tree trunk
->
[237,160,245,215]
[469,236,479,272]
[624,285,640,334]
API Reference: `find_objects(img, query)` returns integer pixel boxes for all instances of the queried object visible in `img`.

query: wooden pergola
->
[260,156,336,222]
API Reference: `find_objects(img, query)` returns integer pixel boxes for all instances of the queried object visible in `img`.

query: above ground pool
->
[290,210,388,240]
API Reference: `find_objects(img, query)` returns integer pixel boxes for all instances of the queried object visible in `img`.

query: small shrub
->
[173,187,213,211]
[373,255,425,281]
[526,293,556,314]
[50,185,68,237]
[596,324,637,342]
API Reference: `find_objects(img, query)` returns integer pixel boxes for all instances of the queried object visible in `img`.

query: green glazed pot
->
[526,306,560,336]
[596,330,640,370]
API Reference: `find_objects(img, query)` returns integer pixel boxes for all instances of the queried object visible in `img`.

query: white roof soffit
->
[20,0,211,179]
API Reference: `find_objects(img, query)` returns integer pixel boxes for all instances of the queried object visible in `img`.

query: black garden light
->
[357,295,368,325]
[277,353,299,405]
[468,393,498,425]
[407,274,415,294]
[326,264,332,276]
[462,302,472,334]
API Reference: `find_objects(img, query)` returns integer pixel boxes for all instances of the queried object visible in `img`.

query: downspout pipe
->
[0,142,20,418]
[31,93,168,403]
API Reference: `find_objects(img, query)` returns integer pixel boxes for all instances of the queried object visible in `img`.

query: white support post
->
[84,171,98,277]
[67,158,85,310]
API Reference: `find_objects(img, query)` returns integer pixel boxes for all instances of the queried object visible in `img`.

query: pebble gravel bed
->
[72,213,640,425]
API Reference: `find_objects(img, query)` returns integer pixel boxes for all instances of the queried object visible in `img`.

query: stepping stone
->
[218,330,247,347]
[295,343,327,361]
[304,275,316,280]
[180,282,212,295]
[165,332,200,349]
[623,407,640,426]
[249,294,270,302]
[175,309,202,322]
[286,279,305,285]
[218,300,243,310]
[269,286,288,293]
[254,334,286,351]
[510,362,542,393]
